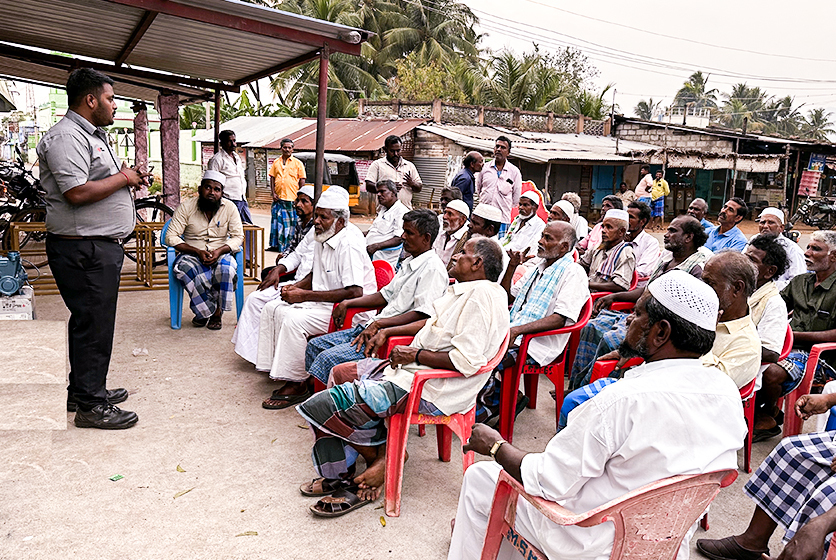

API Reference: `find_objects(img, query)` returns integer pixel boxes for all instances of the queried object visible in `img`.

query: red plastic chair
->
[588,357,645,383]
[382,331,511,517]
[590,270,639,303]
[509,181,549,223]
[498,298,593,443]
[372,259,396,289]
[479,468,738,560]
[782,341,836,438]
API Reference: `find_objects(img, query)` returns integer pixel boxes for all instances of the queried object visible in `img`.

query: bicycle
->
[122,192,175,267]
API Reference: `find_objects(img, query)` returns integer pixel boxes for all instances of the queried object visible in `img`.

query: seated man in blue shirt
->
[705,197,748,252]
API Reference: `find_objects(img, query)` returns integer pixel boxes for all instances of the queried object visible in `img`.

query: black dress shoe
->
[74,404,138,430]
[67,388,129,412]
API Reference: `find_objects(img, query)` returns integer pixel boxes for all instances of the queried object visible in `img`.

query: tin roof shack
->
[613,116,836,218]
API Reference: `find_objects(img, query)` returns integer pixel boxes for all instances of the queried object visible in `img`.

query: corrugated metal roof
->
[192,117,311,146]
[419,125,638,164]
[0,0,370,103]
[268,119,426,151]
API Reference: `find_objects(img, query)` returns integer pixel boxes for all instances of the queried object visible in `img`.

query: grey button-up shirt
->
[36,110,135,238]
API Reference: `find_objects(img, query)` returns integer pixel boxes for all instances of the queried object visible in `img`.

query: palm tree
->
[718,83,770,131]
[802,108,835,141]
[674,71,718,110]
[761,96,804,137]
[634,98,662,120]
[568,84,613,120]
[480,49,579,113]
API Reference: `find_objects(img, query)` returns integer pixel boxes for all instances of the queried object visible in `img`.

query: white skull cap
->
[604,209,630,222]
[520,190,541,205]
[646,269,719,332]
[316,186,350,210]
[473,203,502,223]
[447,199,470,219]
[298,185,314,200]
[202,169,226,187]
[552,200,575,220]
[759,207,784,224]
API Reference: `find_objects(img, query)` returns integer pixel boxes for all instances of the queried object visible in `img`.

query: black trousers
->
[46,237,123,410]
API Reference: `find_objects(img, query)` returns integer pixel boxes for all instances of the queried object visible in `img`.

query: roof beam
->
[233,51,320,87]
[115,10,158,66]
[0,43,237,93]
[102,0,362,56]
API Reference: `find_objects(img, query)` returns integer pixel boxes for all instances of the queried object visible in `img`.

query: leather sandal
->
[300,477,351,497]
[695,536,769,560]
[310,487,372,518]
[207,316,222,330]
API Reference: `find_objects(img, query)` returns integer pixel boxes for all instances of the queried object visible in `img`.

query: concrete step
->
[0,320,67,431]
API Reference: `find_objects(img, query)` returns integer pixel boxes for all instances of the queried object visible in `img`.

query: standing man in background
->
[365,135,422,209]
[476,136,522,237]
[267,138,306,252]
[634,164,653,205]
[38,68,150,429]
[650,169,670,231]
[208,130,252,260]
[451,151,483,211]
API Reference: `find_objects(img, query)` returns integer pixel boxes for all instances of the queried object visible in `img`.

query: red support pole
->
[314,45,329,204]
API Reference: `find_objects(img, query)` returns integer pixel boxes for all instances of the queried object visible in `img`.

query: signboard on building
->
[808,153,827,172]
[798,170,821,197]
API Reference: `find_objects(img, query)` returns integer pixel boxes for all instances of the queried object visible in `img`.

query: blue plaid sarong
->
[297,370,442,480]
[498,222,509,238]
[569,310,628,390]
[172,253,237,319]
[778,350,836,395]
[305,326,366,384]
[510,255,573,332]
[270,199,297,251]
[558,378,619,430]
[651,196,664,217]
[744,431,836,549]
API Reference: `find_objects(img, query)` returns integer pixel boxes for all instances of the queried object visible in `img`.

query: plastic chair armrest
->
[739,378,757,400]
[380,335,415,359]
[610,301,635,312]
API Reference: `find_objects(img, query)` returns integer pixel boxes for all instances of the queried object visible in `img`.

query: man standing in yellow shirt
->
[650,169,670,231]
[268,138,306,252]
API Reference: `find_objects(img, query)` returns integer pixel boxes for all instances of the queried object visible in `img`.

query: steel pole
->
[314,45,330,203]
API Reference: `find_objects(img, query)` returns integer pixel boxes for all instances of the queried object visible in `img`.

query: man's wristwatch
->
[489,438,507,460]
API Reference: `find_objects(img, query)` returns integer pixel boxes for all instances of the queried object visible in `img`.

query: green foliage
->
[674,71,718,110]
[388,53,467,103]
[802,108,835,141]
[634,98,662,120]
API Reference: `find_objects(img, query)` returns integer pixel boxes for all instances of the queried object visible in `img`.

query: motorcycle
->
[787,188,836,231]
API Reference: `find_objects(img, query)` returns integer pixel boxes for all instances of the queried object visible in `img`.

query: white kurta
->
[502,215,546,255]
[775,235,808,291]
[230,228,315,364]
[449,359,746,560]
[255,223,377,380]
[433,225,468,266]
[365,200,408,268]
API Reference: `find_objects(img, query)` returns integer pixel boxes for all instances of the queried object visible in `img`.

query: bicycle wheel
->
[0,204,19,244]
[2,206,48,268]
[123,199,174,267]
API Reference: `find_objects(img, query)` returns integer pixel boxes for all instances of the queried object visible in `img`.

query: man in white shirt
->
[207,130,251,225]
[304,209,448,386]
[500,190,546,255]
[232,186,316,364]
[561,192,588,241]
[364,135,422,209]
[433,199,470,266]
[364,180,408,268]
[296,237,510,514]
[626,200,661,281]
[256,187,377,409]
[476,136,522,234]
[634,164,653,204]
[752,207,807,290]
[449,270,746,560]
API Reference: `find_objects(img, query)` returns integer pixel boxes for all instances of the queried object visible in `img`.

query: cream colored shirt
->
[382,280,510,415]
[701,314,762,388]
[582,242,636,290]
[432,224,469,266]
[374,250,449,323]
[365,156,421,209]
[207,149,246,201]
[166,198,244,253]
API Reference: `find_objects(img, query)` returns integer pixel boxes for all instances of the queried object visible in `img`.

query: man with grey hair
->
[752,207,807,290]
[433,199,470,266]
[364,179,408,268]
[449,270,745,560]
[255,187,378,409]
[688,197,714,232]
[561,192,588,241]
[295,236,510,514]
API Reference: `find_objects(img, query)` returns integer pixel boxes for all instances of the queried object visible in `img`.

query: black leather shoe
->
[67,388,129,412]
[74,404,138,430]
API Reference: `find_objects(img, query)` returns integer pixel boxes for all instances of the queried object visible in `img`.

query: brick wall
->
[615,122,734,153]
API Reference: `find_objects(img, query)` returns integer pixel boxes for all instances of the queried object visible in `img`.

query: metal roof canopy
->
[0,0,370,103]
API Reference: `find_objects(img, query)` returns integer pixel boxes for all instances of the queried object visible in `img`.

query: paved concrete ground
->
[0,210,817,560]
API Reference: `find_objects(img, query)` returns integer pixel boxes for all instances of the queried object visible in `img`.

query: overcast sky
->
[462,0,836,119]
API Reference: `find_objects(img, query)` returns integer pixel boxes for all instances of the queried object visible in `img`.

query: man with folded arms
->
[449,271,745,560]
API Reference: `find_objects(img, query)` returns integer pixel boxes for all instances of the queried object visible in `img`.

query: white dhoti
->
[255,299,332,380]
[231,286,283,364]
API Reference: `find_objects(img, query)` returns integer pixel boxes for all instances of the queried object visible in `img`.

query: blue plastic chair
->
[160,220,245,329]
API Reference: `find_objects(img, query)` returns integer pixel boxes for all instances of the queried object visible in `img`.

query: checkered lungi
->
[638,196,652,205]
[744,431,836,548]
[172,253,237,319]
[559,377,619,431]
[475,348,537,424]
[569,310,628,391]
[305,326,366,385]
[296,363,441,480]
[651,196,665,217]
[776,350,836,394]
[270,199,297,251]
[497,223,509,238]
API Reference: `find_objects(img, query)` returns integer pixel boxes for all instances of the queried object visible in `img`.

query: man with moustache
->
[166,170,244,331]
[364,180,408,268]
[451,151,484,211]
[476,136,522,236]
[40,68,151,428]
[500,190,546,256]
[578,208,636,293]
[688,197,714,232]
[432,199,470,267]
[705,197,749,253]
[365,135,422,209]
[751,207,807,290]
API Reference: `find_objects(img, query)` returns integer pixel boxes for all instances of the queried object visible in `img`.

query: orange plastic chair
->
[480,468,738,560]
[381,331,511,517]
[509,181,549,223]
[782,341,836,438]
[498,298,593,443]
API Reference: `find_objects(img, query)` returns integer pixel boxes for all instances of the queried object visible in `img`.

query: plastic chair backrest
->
[372,260,395,290]
[779,323,793,361]
[509,181,549,223]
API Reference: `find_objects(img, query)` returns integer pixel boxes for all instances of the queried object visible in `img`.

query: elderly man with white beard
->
[500,190,546,256]
[433,199,470,267]
[255,187,378,409]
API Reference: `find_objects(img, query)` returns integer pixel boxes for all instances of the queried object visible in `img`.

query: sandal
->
[695,536,768,560]
[310,487,372,518]
[262,389,313,409]
[207,316,222,330]
[300,477,351,497]
[192,316,209,327]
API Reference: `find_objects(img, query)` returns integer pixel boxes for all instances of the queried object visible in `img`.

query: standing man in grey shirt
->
[38,68,149,429]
